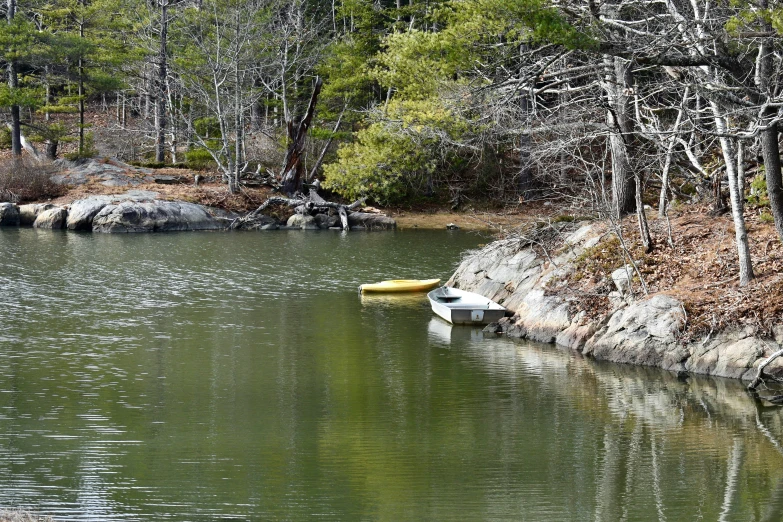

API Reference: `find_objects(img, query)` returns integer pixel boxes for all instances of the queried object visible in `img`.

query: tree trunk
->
[6,0,20,157]
[518,95,532,198]
[233,8,242,191]
[45,140,58,160]
[737,140,745,205]
[280,77,323,195]
[44,66,51,122]
[154,2,168,164]
[186,103,193,148]
[659,86,688,217]
[78,10,85,156]
[636,171,652,252]
[755,1,783,241]
[711,102,754,286]
[338,205,348,230]
[761,118,783,240]
[250,77,263,131]
[712,170,727,214]
[604,56,635,219]
[748,348,783,390]
[308,104,345,182]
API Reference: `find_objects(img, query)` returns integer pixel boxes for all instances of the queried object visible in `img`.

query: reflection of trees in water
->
[761,474,783,522]
[719,438,742,522]
[458,338,783,520]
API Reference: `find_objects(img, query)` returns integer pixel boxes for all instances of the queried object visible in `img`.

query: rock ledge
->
[448,225,783,381]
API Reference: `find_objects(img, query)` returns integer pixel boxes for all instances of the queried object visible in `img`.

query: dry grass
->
[0,158,65,203]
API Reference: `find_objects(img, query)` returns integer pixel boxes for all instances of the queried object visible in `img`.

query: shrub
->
[322,98,469,204]
[680,182,696,196]
[0,127,11,149]
[747,174,770,208]
[185,148,217,170]
[0,158,65,202]
[194,117,221,139]
[129,161,166,169]
[63,131,99,160]
[322,123,423,203]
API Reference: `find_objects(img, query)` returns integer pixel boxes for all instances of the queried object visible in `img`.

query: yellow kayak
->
[359,279,441,293]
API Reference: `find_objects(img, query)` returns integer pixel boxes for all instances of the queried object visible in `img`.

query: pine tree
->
[41,0,129,157]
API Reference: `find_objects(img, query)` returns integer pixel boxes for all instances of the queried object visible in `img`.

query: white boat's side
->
[427,287,506,325]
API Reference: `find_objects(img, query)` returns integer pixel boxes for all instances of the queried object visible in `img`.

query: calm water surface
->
[1,228,783,521]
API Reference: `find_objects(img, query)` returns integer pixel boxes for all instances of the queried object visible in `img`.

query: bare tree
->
[176,0,269,192]
[253,0,328,133]
[550,0,765,284]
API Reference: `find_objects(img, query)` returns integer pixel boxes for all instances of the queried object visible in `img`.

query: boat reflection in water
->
[359,291,431,310]
[427,316,487,344]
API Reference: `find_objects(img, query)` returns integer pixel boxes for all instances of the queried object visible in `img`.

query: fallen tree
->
[229,191,367,230]
[748,348,783,392]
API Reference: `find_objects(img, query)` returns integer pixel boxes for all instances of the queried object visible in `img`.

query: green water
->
[1,228,783,521]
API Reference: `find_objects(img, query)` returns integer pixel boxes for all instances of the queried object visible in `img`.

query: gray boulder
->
[67,196,113,230]
[556,311,600,351]
[18,203,54,226]
[287,214,319,230]
[314,213,339,229]
[92,200,223,233]
[347,212,396,230]
[447,221,783,382]
[611,265,633,295]
[686,330,778,380]
[33,207,68,229]
[51,159,155,187]
[583,294,688,370]
[505,289,572,343]
[0,202,20,226]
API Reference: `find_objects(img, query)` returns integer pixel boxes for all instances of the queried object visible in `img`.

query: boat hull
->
[360,278,440,293]
[427,287,506,325]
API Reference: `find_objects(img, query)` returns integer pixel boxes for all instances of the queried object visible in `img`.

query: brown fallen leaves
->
[547,204,783,341]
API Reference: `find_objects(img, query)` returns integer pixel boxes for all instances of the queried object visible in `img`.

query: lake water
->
[1,228,783,521]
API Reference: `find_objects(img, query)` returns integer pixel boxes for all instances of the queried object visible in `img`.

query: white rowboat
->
[427,287,506,325]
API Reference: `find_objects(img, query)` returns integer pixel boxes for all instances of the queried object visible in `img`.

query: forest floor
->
[542,204,783,340]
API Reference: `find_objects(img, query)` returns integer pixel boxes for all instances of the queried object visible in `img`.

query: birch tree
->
[175,0,267,192]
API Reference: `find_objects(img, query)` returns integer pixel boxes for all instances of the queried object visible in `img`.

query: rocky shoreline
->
[0,191,396,233]
[448,223,783,383]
